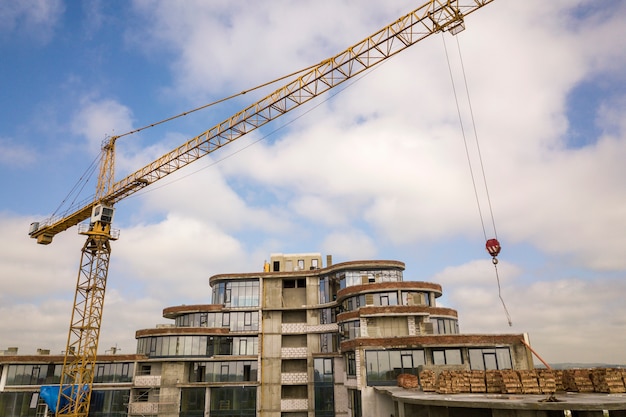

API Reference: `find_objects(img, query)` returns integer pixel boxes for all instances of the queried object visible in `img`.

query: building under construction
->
[1,252,626,417]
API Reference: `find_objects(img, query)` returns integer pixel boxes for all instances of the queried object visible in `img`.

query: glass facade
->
[0,390,128,417]
[432,318,459,335]
[94,362,134,383]
[210,386,256,416]
[340,320,360,340]
[189,360,258,382]
[4,362,133,386]
[365,349,425,386]
[338,269,402,289]
[137,335,258,357]
[180,387,205,417]
[212,280,259,307]
[89,390,129,417]
[4,364,61,385]
[0,392,39,417]
[314,358,335,417]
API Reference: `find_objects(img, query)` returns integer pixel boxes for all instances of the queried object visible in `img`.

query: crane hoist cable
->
[441,33,512,327]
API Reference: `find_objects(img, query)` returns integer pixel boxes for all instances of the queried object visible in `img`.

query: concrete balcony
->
[280,347,308,358]
[281,323,307,333]
[128,402,159,415]
[128,401,178,415]
[308,323,338,333]
[281,372,308,384]
[133,375,161,387]
[281,398,308,411]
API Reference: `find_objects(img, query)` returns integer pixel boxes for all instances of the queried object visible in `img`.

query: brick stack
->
[500,370,523,394]
[537,369,557,394]
[419,369,437,392]
[457,371,472,393]
[397,373,419,389]
[436,370,455,394]
[518,370,541,394]
[485,370,504,393]
[553,370,565,392]
[562,369,594,393]
[590,368,626,393]
[469,370,487,393]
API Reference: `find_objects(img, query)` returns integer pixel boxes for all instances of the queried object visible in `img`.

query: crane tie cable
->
[442,33,512,326]
[114,63,320,140]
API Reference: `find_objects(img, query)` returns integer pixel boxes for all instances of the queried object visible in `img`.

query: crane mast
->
[28,1,495,415]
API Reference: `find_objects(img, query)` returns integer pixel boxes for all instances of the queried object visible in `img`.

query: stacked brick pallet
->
[419,369,437,392]
[485,370,504,393]
[537,369,557,394]
[590,368,626,393]
[553,370,565,392]
[407,368,626,394]
[500,370,523,394]
[469,370,487,393]
[518,370,541,394]
[562,369,595,393]
[436,371,460,394]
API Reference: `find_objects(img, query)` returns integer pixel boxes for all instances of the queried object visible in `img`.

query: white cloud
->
[0,0,64,42]
[0,137,37,167]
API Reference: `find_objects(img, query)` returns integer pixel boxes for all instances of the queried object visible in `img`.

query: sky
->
[0,0,625,365]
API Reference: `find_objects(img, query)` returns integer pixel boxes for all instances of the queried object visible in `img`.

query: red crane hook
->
[486,238,501,264]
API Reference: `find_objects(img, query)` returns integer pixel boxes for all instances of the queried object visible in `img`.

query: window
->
[339,269,402,289]
[297,259,304,270]
[212,280,259,307]
[5,364,63,385]
[432,318,459,334]
[319,308,336,324]
[365,349,425,385]
[469,348,512,370]
[190,361,257,382]
[320,333,338,353]
[340,321,360,340]
[314,358,335,417]
[348,389,362,417]
[346,352,356,376]
[180,387,205,417]
[283,279,306,288]
[432,349,463,365]
[312,259,319,269]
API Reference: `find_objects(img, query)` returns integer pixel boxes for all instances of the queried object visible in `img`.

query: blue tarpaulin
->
[40,385,90,413]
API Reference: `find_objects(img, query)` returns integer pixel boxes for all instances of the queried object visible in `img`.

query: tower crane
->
[28,1,494,415]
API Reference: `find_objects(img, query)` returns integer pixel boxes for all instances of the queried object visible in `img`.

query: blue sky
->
[1,0,625,364]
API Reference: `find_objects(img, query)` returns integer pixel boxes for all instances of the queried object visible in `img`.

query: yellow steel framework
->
[28,1,495,415]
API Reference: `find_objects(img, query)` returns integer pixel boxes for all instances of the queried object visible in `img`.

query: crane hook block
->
[485,238,501,258]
